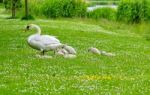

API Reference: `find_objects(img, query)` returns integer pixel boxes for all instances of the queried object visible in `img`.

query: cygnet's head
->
[61,44,68,48]
[88,47,94,52]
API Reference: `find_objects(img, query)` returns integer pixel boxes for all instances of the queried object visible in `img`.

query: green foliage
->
[147,2,150,20]
[21,14,35,20]
[30,0,87,18]
[0,0,3,3]
[87,8,116,20]
[4,0,22,9]
[117,0,148,23]
[87,0,120,6]
[28,0,44,17]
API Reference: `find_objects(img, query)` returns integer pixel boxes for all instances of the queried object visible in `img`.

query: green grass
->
[0,7,150,95]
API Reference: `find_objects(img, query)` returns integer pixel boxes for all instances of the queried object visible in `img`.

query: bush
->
[28,0,44,17]
[87,0,120,6]
[117,0,148,23]
[30,0,87,18]
[87,8,116,20]
[147,2,150,20]
[21,14,35,20]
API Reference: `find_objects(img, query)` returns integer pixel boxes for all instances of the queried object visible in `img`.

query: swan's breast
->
[27,35,42,50]
[40,35,60,44]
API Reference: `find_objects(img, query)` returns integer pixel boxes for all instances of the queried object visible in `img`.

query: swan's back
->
[41,35,60,44]
[27,34,61,51]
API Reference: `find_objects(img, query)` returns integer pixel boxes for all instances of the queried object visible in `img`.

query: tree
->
[25,0,28,19]
[4,0,22,18]
[22,0,34,20]
[11,0,16,18]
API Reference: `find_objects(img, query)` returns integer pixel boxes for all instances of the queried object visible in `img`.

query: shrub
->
[87,8,117,21]
[28,0,44,17]
[147,1,150,20]
[21,14,35,20]
[29,0,87,18]
[117,0,148,23]
[87,0,120,6]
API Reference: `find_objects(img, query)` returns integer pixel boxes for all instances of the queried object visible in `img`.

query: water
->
[87,5,118,12]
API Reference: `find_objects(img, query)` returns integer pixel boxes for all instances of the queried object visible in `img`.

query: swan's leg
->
[40,49,45,55]
[53,50,56,55]
[40,50,45,55]
[42,51,45,55]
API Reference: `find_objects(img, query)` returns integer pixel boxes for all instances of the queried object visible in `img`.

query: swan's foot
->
[54,51,56,55]
[40,51,45,55]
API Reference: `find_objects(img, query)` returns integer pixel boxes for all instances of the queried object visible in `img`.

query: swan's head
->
[25,24,40,32]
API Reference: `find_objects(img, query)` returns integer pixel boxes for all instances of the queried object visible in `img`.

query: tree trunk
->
[25,0,28,19]
[12,0,16,18]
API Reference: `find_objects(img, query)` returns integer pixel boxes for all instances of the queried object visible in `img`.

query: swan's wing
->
[40,35,60,45]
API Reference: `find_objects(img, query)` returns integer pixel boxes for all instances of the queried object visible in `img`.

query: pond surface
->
[87,5,118,12]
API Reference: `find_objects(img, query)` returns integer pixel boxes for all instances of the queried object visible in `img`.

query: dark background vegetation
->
[1,0,150,39]
[2,0,150,23]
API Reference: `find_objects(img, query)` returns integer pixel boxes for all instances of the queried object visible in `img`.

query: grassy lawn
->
[0,7,150,95]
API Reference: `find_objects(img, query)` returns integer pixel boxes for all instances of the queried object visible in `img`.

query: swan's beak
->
[24,25,30,32]
[24,29,27,32]
[24,28,29,32]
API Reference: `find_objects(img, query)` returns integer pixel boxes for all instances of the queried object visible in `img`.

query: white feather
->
[63,45,76,54]
[26,24,62,52]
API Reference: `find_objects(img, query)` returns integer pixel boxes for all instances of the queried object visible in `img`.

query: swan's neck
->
[34,26,41,35]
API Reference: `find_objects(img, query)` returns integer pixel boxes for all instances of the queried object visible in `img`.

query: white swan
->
[25,24,63,55]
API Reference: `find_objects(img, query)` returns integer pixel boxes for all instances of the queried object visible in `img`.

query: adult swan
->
[25,24,63,55]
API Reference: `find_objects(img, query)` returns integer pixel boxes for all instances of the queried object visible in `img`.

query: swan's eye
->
[26,25,30,29]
